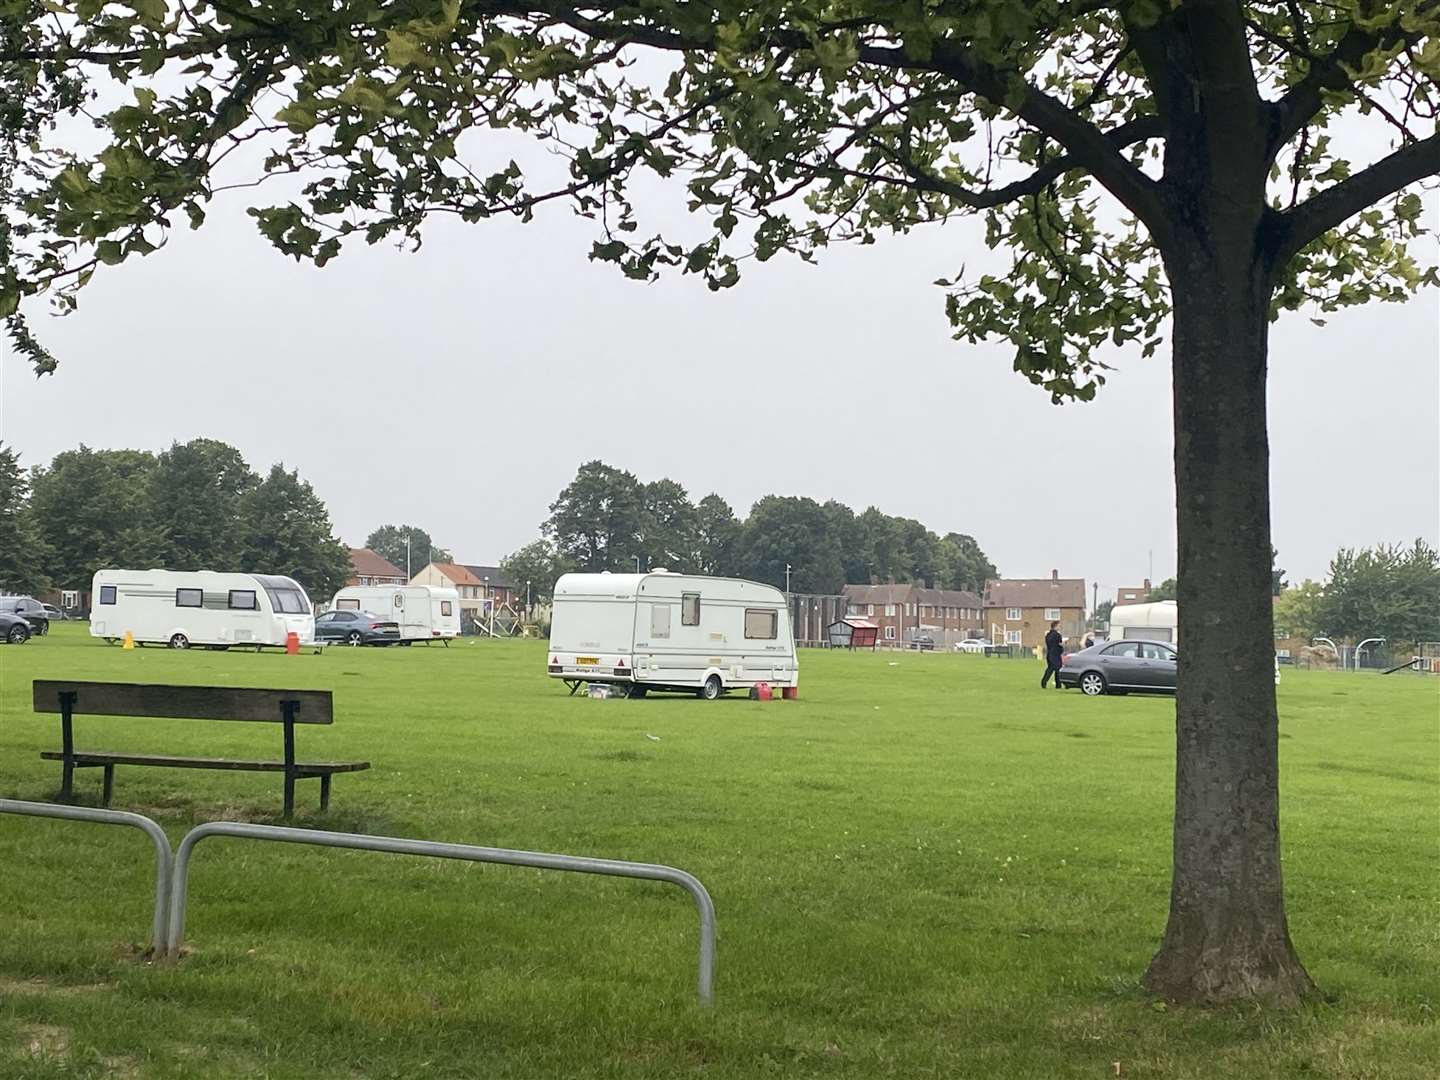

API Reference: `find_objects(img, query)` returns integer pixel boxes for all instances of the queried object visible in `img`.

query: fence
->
[788,593,848,647]
[0,803,716,1005]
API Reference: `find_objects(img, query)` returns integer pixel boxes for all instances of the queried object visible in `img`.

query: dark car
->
[0,611,32,644]
[315,610,401,646]
[0,596,49,635]
[1057,638,1177,696]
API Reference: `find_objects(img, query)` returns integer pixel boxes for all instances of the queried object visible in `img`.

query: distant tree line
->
[501,460,997,602]
[1273,541,1440,648]
[362,524,452,576]
[0,440,352,602]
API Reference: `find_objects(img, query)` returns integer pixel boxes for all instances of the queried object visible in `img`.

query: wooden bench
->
[34,680,370,817]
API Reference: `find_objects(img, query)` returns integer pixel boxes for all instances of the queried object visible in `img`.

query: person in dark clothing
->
[1084,634,1095,649]
[1041,622,1065,689]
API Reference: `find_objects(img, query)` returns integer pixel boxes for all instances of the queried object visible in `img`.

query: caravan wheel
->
[168,633,190,650]
[698,674,723,701]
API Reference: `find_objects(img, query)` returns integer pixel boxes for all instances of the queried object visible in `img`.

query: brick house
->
[842,583,985,645]
[982,571,1088,649]
[1115,579,1152,606]
[410,561,525,619]
[346,548,408,588]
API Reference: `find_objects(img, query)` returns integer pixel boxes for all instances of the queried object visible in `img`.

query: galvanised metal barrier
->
[168,821,718,1006]
[0,798,172,951]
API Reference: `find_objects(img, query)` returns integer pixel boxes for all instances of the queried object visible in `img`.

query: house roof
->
[842,583,913,606]
[461,564,516,589]
[427,562,485,587]
[984,576,1087,610]
[842,583,983,608]
[349,547,406,579]
[914,587,983,609]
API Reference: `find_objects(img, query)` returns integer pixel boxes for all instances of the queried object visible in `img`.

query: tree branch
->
[1276,132,1440,263]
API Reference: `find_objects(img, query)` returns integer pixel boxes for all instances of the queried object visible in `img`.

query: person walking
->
[1041,621,1065,689]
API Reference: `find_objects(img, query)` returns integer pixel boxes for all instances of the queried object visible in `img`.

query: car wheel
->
[169,633,190,650]
[37,622,48,636]
[1079,671,1107,696]
[8,624,30,644]
[698,674,723,700]
[346,631,364,646]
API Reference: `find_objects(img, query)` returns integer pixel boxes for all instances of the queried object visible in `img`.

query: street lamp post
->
[405,536,412,579]
[633,555,641,573]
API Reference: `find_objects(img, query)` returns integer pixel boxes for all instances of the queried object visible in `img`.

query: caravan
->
[547,571,798,698]
[90,569,315,649]
[329,585,461,643]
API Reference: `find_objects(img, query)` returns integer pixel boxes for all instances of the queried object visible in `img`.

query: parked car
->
[955,638,990,654]
[1057,639,1177,695]
[314,610,401,646]
[40,603,67,621]
[0,611,32,644]
[0,596,49,635]
[911,634,936,651]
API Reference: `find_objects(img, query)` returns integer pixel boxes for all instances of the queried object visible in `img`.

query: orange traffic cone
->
[122,631,135,649]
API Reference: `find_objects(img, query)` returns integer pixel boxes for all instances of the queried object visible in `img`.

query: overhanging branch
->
[1275,132,1440,263]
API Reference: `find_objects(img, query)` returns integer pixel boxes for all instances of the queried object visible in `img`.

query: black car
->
[0,596,49,635]
[0,611,32,644]
[315,610,401,646]
[1057,639,1178,696]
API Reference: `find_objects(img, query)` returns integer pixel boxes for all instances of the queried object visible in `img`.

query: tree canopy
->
[364,524,452,574]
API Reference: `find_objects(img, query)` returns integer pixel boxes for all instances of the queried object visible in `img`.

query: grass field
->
[1,625,1436,1079]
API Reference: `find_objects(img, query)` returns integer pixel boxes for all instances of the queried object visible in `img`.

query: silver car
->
[1058,639,1177,696]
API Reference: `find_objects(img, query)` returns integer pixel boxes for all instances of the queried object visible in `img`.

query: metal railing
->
[167,821,717,1006]
[0,799,172,951]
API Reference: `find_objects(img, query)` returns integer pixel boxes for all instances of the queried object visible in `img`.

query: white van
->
[547,571,798,699]
[329,584,460,643]
[90,569,315,649]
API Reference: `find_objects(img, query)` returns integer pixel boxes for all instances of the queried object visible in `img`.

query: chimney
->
[1143,578,1151,590]
[1051,569,1059,582]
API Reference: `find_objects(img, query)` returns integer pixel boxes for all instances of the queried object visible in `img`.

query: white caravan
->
[330,584,461,643]
[1108,600,1179,643]
[89,569,315,649]
[547,571,797,698]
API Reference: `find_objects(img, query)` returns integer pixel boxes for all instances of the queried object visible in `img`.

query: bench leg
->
[102,765,115,807]
[283,772,295,819]
[60,760,74,802]
[319,774,332,813]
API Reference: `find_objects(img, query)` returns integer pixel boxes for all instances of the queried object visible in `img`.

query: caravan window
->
[681,592,700,626]
[273,589,308,614]
[336,598,360,610]
[744,608,778,640]
[650,603,672,639]
[228,590,257,610]
[440,600,453,617]
[98,586,117,605]
[175,588,203,608]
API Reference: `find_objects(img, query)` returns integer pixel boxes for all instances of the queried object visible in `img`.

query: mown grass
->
[1,624,1436,1078]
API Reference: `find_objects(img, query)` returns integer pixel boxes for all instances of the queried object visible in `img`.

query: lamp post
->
[633,555,641,573]
[785,563,792,596]
[405,536,412,579]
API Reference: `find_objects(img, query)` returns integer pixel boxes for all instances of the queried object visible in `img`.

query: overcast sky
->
[3,168,1436,600]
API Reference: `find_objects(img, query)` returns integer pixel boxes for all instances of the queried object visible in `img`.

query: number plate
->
[577,656,599,665]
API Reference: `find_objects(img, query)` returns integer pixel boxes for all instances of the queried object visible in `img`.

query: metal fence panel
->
[0,798,172,951]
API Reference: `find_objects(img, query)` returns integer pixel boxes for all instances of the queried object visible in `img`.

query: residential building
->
[841,583,985,645]
[347,548,408,588]
[1115,579,1152,606]
[410,562,526,618]
[983,571,1088,649]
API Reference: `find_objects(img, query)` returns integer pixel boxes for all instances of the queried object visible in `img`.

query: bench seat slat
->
[33,681,334,724]
[40,751,369,774]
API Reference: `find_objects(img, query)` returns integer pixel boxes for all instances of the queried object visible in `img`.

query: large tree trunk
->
[1142,240,1317,1005]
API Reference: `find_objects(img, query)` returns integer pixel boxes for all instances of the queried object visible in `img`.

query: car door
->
[1097,641,1143,686]
[315,612,340,640]
[1138,642,1178,690]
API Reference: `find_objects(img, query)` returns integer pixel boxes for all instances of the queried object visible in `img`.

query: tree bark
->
[1143,237,1316,1004]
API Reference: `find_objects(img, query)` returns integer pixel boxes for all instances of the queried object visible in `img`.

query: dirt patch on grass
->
[18,1022,70,1057]
[0,976,112,997]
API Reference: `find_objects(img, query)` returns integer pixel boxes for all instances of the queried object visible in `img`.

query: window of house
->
[651,603,672,638]
[441,600,453,616]
[744,608,777,639]
[866,604,874,616]
[1045,608,1061,621]
[176,588,203,608]
[681,592,700,626]
[885,604,896,617]
[228,590,257,610]
[98,585,117,605]
[1006,607,1022,620]
[1005,630,1022,645]
[884,625,896,640]
[337,598,360,610]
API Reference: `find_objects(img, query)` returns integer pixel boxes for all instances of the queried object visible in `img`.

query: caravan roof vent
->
[650,567,671,574]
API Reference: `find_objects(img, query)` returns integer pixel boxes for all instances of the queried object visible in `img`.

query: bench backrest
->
[33,681,334,725]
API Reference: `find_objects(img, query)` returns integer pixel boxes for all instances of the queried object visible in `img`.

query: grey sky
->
[3,180,1436,601]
